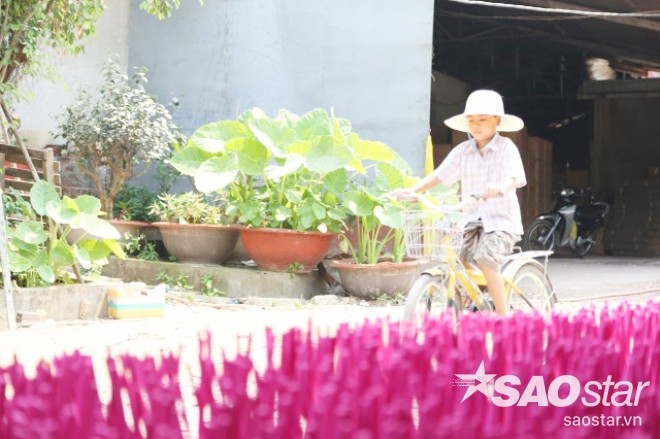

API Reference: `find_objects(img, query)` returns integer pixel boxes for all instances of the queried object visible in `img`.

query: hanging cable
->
[446,0,660,18]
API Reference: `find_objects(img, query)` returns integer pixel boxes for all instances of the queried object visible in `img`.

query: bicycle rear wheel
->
[507,263,556,315]
[403,273,457,326]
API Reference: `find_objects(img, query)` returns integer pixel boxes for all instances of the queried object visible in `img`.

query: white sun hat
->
[444,89,524,132]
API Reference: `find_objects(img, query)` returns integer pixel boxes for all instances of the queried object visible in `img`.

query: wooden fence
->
[0,143,61,196]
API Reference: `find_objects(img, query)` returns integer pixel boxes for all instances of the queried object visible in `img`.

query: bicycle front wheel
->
[508,263,556,315]
[403,273,455,326]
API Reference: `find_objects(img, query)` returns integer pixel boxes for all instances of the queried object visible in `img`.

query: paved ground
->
[1,255,659,374]
[547,255,660,301]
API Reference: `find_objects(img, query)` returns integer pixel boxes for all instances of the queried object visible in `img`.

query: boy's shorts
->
[459,222,519,272]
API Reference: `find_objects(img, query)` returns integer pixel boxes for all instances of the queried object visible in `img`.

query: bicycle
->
[401,200,557,325]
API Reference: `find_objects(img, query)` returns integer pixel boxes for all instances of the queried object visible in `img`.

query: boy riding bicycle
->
[393,89,526,315]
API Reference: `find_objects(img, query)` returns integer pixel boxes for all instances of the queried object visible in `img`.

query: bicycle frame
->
[420,246,492,311]
[420,249,554,312]
[402,203,556,317]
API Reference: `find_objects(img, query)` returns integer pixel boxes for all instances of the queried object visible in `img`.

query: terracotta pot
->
[67,220,160,244]
[239,227,335,272]
[329,257,429,299]
[154,222,239,264]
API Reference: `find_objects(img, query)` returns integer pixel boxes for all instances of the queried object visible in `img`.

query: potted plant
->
[111,185,160,241]
[3,181,125,288]
[57,59,180,219]
[329,164,459,299]
[149,192,239,264]
[169,107,408,272]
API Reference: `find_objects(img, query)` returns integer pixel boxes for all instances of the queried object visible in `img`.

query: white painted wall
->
[14,0,435,175]
[129,0,435,175]
[13,0,131,143]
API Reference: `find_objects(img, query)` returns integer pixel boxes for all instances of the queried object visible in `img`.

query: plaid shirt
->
[432,134,527,236]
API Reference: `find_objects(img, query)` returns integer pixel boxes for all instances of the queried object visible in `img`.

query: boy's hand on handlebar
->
[484,182,505,197]
[390,188,418,202]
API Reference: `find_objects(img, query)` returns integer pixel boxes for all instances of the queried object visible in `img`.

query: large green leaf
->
[265,156,304,180]
[224,138,269,175]
[347,156,367,175]
[274,206,292,222]
[103,239,126,259]
[13,221,48,245]
[238,107,268,126]
[277,109,300,127]
[170,146,213,176]
[78,214,121,239]
[374,203,404,229]
[305,136,353,173]
[375,162,409,192]
[284,188,304,204]
[75,246,92,270]
[350,134,397,163]
[311,201,326,220]
[193,155,239,193]
[33,250,49,267]
[37,265,55,284]
[188,120,250,153]
[53,196,81,225]
[342,190,375,217]
[8,252,32,272]
[30,180,61,216]
[50,240,75,265]
[293,109,333,140]
[74,195,102,216]
[285,139,312,156]
[323,169,349,195]
[7,233,38,255]
[247,117,295,158]
[334,117,353,138]
[79,240,108,261]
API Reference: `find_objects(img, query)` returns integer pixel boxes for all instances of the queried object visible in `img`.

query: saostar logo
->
[453,361,649,408]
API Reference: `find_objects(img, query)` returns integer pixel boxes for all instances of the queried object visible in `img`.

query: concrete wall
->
[13,0,435,176]
[13,0,131,139]
[129,0,434,175]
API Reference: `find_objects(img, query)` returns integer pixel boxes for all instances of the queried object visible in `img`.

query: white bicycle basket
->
[402,209,465,260]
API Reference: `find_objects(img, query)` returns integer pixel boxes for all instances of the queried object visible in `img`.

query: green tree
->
[0,0,202,177]
[58,60,180,217]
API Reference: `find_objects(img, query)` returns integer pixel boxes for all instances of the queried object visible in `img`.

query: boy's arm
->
[390,173,442,200]
[409,173,443,194]
[485,143,526,196]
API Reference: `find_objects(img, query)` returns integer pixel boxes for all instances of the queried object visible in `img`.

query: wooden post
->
[0,152,4,191]
[0,191,16,330]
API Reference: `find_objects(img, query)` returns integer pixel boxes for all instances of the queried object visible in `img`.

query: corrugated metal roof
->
[439,0,660,71]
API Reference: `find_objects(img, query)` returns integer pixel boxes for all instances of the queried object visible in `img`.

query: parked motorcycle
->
[523,187,609,258]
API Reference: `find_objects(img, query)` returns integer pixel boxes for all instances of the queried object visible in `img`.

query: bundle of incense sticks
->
[0,301,658,438]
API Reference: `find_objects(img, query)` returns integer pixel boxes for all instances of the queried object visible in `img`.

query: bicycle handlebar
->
[390,190,502,211]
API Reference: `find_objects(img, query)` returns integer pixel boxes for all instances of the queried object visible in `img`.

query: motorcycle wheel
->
[524,219,556,252]
[573,228,597,258]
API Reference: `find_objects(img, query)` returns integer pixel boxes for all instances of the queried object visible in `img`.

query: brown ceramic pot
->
[154,222,239,264]
[239,227,335,272]
[329,257,429,299]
